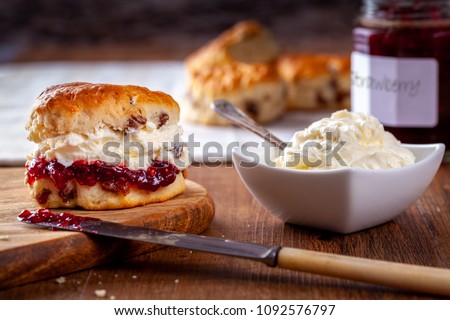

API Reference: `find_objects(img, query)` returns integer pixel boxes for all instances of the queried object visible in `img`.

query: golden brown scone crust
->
[328,56,351,75]
[277,54,350,81]
[26,82,180,143]
[186,20,279,73]
[277,54,331,81]
[189,62,279,96]
[27,172,186,210]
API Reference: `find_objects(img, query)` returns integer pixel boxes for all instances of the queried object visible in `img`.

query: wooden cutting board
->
[0,168,215,289]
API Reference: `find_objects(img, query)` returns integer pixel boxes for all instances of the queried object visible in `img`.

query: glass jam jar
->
[352,0,450,153]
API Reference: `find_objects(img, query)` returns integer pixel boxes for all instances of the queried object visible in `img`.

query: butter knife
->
[18,209,450,296]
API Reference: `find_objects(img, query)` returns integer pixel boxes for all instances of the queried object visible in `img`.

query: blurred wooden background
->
[0,0,359,62]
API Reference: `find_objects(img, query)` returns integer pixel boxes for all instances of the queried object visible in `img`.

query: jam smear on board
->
[18,208,99,231]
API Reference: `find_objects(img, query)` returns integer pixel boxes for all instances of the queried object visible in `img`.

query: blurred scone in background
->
[182,20,351,126]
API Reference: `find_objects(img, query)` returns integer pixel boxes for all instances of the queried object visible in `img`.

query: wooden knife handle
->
[277,247,450,296]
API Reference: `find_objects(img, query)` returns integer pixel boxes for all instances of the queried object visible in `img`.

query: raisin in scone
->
[25,82,189,210]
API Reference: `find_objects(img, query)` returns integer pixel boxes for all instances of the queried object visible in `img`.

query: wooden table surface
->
[0,163,449,299]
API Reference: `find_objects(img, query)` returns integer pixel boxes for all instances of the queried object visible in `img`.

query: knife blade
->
[17,208,280,266]
[18,209,450,296]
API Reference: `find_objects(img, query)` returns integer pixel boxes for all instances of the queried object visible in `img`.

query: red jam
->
[26,158,180,195]
[18,208,99,231]
[353,1,450,149]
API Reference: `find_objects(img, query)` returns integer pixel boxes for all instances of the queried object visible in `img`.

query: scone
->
[25,82,189,210]
[183,62,285,125]
[276,54,351,110]
[185,20,279,73]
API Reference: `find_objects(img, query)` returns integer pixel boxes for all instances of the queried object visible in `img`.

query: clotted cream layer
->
[29,121,190,170]
[276,110,415,170]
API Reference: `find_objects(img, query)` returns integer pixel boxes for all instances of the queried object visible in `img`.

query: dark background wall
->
[0,0,361,61]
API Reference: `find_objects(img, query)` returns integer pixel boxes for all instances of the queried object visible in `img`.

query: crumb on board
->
[0,235,10,241]
[95,289,107,298]
[132,275,138,279]
[55,276,66,284]
[110,295,116,300]
[174,279,180,284]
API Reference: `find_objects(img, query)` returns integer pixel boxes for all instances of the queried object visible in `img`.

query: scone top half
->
[25,82,189,210]
[27,82,179,143]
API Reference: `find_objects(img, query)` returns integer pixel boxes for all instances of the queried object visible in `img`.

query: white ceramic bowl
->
[232,143,445,233]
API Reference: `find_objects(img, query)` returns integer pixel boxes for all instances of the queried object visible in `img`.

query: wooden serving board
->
[0,168,215,289]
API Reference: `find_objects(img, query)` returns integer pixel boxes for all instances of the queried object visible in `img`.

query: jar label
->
[351,52,438,127]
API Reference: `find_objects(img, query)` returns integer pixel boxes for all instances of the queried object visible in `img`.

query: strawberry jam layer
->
[26,158,180,195]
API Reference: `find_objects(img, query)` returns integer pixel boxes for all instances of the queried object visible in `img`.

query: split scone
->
[185,20,279,73]
[276,54,351,110]
[183,62,285,125]
[25,82,189,210]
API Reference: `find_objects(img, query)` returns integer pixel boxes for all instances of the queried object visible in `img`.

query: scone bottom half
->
[25,82,188,210]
